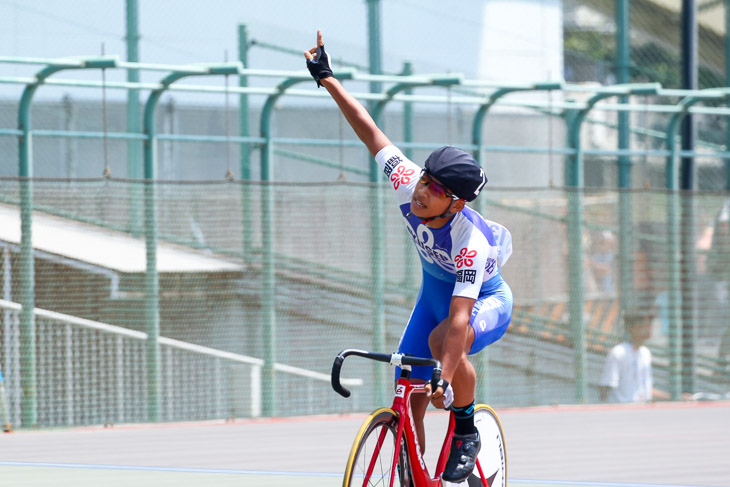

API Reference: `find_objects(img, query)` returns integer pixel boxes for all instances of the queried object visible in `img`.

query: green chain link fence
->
[1,0,730,428]
[0,178,728,427]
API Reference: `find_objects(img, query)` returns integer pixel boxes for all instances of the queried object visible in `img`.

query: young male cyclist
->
[305,31,513,482]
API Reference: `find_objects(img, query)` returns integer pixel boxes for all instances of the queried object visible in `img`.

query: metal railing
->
[0,298,362,427]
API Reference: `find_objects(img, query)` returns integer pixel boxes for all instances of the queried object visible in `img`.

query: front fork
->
[390,408,408,487]
[390,377,458,487]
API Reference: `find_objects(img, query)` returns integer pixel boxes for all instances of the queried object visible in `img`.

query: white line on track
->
[0,462,720,487]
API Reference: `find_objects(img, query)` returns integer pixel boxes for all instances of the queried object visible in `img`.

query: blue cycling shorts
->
[396,270,513,381]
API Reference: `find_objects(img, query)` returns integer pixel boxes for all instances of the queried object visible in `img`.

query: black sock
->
[452,400,476,436]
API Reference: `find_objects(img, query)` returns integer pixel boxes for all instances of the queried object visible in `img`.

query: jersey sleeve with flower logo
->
[374,145,512,299]
[374,145,421,206]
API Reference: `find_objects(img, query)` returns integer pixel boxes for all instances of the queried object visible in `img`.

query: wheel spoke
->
[345,411,401,487]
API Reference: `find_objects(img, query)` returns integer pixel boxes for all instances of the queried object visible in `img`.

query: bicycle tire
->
[471,404,507,487]
[342,408,412,487]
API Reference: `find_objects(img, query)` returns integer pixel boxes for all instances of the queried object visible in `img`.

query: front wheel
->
[471,404,507,487]
[343,408,411,487]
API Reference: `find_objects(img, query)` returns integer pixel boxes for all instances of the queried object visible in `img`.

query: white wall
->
[478,0,564,83]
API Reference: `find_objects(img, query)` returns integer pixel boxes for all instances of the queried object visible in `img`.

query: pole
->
[239,24,253,265]
[126,0,142,235]
[366,0,383,110]
[565,108,587,402]
[141,64,242,421]
[726,0,730,190]
[143,86,163,422]
[401,62,416,300]
[18,85,37,427]
[367,0,385,408]
[16,57,117,427]
[680,0,698,394]
[259,75,313,415]
[615,0,634,317]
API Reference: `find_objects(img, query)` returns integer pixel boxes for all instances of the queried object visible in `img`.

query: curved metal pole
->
[665,91,730,189]
[372,74,462,119]
[142,63,242,422]
[257,70,353,415]
[471,82,563,163]
[471,82,563,219]
[16,56,117,427]
[371,75,461,139]
[468,81,561,400]
[663,89,730,400]
[238,24,253,264]
[126,0,142,236]
[568,84,661,186]
[260,70,356,176]
[259,74,311,416]
[566,83,659,403]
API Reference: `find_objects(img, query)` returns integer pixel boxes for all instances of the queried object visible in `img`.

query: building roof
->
[0,204,243,274]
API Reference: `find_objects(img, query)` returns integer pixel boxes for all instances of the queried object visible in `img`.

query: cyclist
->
[305,30,513,482]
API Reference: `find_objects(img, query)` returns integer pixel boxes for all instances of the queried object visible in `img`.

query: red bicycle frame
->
[388,376,454,486]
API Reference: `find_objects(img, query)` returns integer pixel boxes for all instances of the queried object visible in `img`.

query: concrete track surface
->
[0,401,728,487]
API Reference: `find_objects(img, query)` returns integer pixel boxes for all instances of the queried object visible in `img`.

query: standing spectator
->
[599,312,665,403]
[0,367,11,432]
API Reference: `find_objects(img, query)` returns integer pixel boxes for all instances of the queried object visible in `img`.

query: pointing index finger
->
[317,29,323,47]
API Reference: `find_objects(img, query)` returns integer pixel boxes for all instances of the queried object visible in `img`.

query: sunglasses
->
[419,170,459,200]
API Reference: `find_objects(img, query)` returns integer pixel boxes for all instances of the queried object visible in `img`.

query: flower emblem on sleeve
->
[390,165,415,190]
[454,247,477,268]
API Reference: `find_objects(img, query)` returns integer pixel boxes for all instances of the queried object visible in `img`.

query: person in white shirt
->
[599,313,656,403]
[0,367,11,432]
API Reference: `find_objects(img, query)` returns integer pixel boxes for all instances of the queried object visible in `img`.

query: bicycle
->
[332,349,507,487]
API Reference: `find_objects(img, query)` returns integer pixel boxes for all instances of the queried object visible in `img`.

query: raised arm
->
[305,30,391,157]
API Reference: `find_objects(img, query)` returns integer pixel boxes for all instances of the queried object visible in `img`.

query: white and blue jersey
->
[376,145,514,381]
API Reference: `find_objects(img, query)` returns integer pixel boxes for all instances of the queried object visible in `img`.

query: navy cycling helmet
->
[424,146,487,202]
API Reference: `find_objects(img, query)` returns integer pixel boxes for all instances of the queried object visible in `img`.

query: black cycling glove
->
[306,44,333,88]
